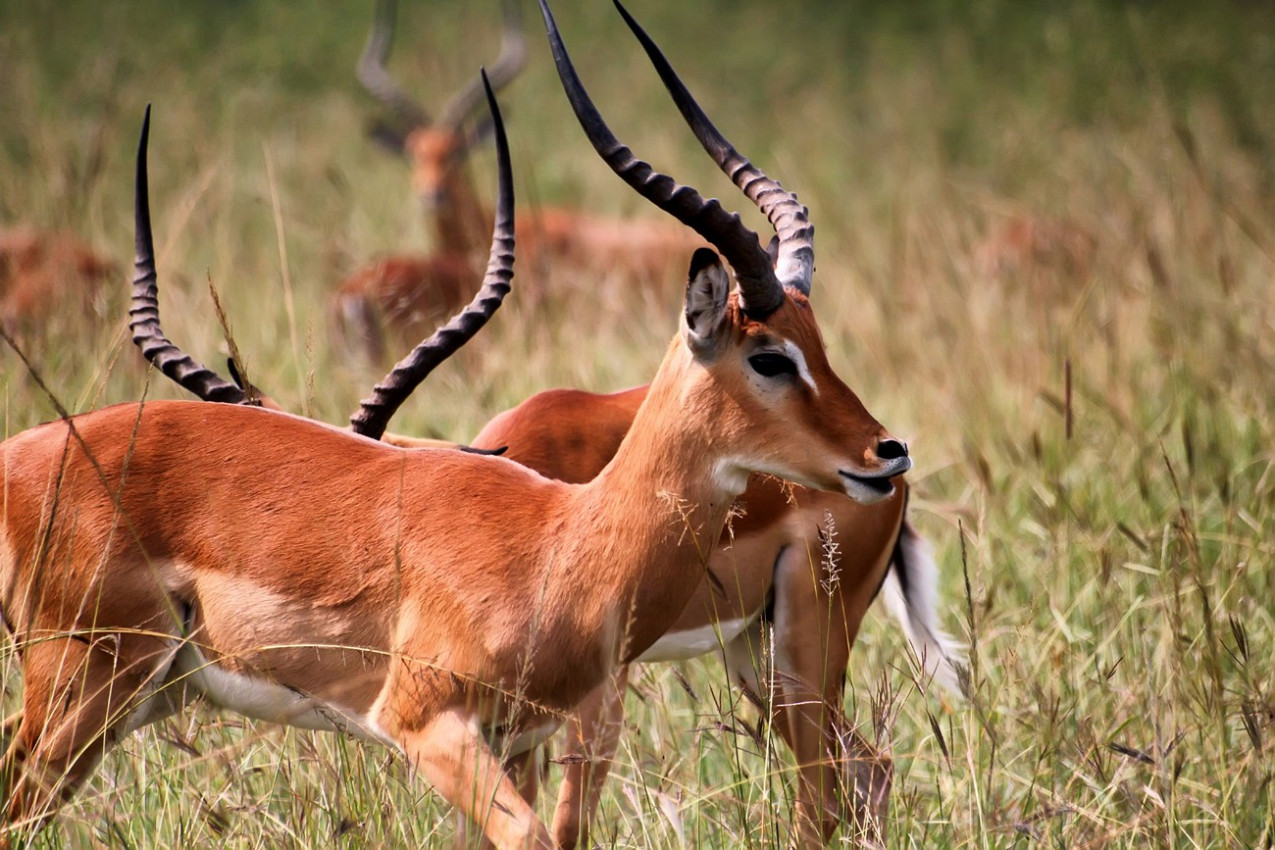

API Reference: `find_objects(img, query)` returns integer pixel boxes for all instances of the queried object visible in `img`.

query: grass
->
[3,0,1274,846]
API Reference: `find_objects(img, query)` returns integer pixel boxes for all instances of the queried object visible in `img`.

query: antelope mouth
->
[839,456,912,503]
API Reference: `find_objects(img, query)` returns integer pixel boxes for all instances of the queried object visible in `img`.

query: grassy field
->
[3,0,1274,847]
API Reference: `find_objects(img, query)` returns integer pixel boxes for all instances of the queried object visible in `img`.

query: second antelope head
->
[358,0,526,212]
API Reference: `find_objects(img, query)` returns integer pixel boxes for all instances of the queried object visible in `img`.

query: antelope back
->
[470,386,645,484]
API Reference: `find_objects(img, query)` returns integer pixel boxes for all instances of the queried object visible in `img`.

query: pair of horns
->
[129,69,515,441]
[540,0,813,316]
[358,0,526,136]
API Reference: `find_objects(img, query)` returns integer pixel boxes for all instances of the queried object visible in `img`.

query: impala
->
[0,227,116,337]
[126,5,962,848]
[335,0,703,360]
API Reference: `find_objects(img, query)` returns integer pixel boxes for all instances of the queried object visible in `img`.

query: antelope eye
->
[748,352,798,379]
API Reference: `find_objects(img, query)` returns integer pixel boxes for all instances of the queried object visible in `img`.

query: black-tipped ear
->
[683,248,731,357]
[459,444,508,456]
[367,119,409,154]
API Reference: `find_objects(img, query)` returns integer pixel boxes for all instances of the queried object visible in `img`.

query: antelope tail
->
[881,519,967,697]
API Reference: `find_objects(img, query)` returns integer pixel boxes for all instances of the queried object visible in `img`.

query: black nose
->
[876,437,909,460]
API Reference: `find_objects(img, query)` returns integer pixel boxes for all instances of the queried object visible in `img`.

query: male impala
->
[125,5,961,848]
[335,0,703,359]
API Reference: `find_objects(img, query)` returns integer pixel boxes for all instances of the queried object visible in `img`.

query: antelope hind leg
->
[1,632,174,847]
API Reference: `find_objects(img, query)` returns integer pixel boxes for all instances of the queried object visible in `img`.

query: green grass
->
[3,0,1274,846]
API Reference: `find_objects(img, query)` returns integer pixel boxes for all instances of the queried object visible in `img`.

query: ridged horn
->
[613,0,813,296]
[357,0,431,130]
[537,0,784,317]
[439,0,527,132]
[129,105,249,406]
[349,68,516,440]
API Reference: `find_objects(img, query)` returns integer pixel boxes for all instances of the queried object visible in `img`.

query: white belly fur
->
[486,720,563,757]
[636,616,755,663]
[174,644,395,747]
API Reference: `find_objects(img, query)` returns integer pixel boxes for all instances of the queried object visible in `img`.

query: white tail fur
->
[881,520,966,696]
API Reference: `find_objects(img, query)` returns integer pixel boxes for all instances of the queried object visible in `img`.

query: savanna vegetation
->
[1,0,1272,846]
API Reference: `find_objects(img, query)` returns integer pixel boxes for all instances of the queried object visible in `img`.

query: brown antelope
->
[335,0,703,360]
[0,4,915,846]
[125,5,961,848]
[0,227,116,336]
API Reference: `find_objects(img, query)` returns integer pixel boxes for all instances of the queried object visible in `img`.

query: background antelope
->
[0,227,115,339]
[335,0,703,360]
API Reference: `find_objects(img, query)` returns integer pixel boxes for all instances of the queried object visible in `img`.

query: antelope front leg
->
[724,544,891,848]
[550,664,630,850]
[768,543,891,848]
[833,725,892,849]
[399,708,551,850]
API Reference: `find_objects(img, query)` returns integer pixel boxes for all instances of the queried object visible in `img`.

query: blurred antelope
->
[334,0,702,359]
[0,227,116,337]
[120,4,962,847]
[0,5,918,846]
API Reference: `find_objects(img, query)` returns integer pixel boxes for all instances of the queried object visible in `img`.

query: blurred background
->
[2,1,1272,846]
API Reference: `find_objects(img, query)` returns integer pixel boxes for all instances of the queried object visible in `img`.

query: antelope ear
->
[367,118,409,155]
[682,248,731,358]
[461,114,497,153]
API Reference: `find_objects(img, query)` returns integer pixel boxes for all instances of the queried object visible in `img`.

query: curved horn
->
[129,105,248,405]
[537,0,784,316]
[613,0,814,297]
[358,0,431,129]
[350,68,516,441]
[438,0,527,131]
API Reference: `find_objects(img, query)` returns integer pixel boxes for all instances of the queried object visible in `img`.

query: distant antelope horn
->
[612,0,814,297]
[349,68,516,441]
[538,0,784,317]
[438,0,527,132]
[128,105,249,405]
[357,0,431,131]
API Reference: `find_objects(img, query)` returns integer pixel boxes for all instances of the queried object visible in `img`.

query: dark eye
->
[748,352,798,378]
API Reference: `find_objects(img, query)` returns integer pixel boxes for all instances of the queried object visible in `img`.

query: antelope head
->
[541,0,910,504]
[358,0,526,211]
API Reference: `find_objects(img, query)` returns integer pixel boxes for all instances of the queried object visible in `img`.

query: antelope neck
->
[561,340,745,661]
[430,165,493,254]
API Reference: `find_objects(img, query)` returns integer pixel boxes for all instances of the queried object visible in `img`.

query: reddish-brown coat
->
[0,228,116,333]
